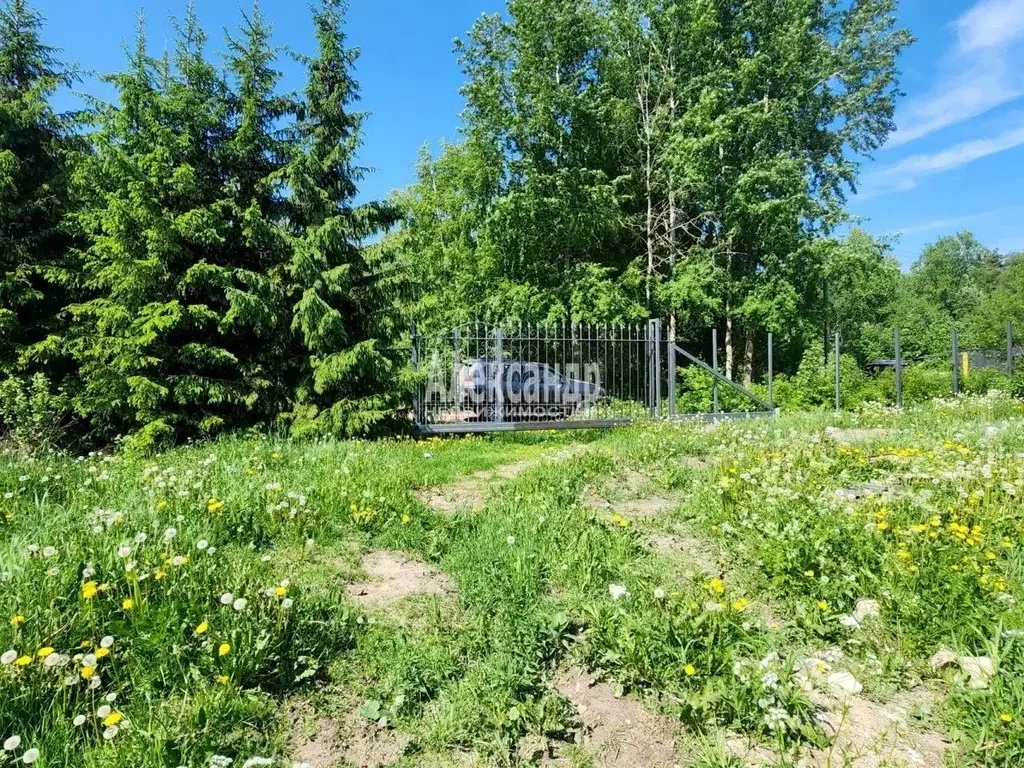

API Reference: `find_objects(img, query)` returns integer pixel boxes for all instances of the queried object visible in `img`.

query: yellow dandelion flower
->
[15,655,32,667]
[986,552,998,561]
[37,647,54,659]
[156,500,167,510]
[82,582,98,600]
[401,513,411,525]
[207,498,224,513]
[94,647,110,659]
[155,570,166,581]
[1001,713,1014,723]
[218,643,231,657]
[10,615,24,626]
[731,598,750,612]
[195,621,209,635]
[708,578,725,596]
[80,665,95,679]
[102,712,123,727]
[816,600,829,611]
[684,664,697,676]
[876,521,889,531]
[216,674,229,685]
[804,570,815,578]
[122,598,134,611]
[274,586,287,598]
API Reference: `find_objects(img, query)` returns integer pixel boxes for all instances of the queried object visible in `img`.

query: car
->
[456,359,604,421]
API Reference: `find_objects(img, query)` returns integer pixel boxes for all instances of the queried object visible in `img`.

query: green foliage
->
[0,373,69,454]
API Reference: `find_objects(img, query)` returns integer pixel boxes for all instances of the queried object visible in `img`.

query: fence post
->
[651,320,662,417]
[1009,322,1015,379]
[493,327,503,423]
[951,330,959,397]
[894,328,903,409]
[834,332,841,414]
[767,332,774,409]
[712,328,720,414]
[411,321,420,427]
[668,327,676,418]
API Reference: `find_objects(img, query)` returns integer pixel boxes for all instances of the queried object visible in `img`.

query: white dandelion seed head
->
[4,735,21,751]
[163,528,177,541]
[117,544,132,558]
[73,715,86,726]
[653,588,666,600]
[197,540,209,551]
[21,747,39,764]
[134,532,147,544]
[282,598,294,610]
[88,675,102,690]
[242,759,276,768]
[507,535,516,546]
[1,650,17,665]
[102,726,119,740]
[232,598,247,612]
[106,692,118,703]
[219,592,234,605]
[100,635,115,649]
[608,584,629,600]
[41,547,57,559]
[97,705,111,719]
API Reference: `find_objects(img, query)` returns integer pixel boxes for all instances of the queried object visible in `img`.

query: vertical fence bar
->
[767,332,774,409]
[952,329,960,397]
[651,320,662,417]
[894,328,903,409]
[1009,322,1015,379]
[712,328,719,414]
[411,321,420,427]
[834,332,841,414]
[493,327,503,423]
[646,322,654,417]
[668,332,677,418]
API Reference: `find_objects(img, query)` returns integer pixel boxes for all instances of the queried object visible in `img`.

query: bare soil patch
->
[808,688,948,768]
[344,550,454,611]
[554,667,681,768]
[825,427,894,444]
[645,530,720,577]
[289,703,410,768]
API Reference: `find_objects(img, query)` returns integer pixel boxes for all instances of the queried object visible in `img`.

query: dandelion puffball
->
[232,598,247,612]
[608,584,629,600]
[219,592,234,605]
[21,748,39,764]
[100,635,114,649]
[3,736,21,751]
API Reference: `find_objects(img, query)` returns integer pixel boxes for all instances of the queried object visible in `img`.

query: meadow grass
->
[2,397,1024,766]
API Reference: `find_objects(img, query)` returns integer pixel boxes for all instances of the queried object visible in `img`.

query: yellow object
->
[961,352,969,379]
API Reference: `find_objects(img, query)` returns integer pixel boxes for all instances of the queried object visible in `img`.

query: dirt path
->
[344,550,455,612]
[415,444,591,514]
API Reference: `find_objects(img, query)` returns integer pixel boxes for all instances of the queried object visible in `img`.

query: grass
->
[2,396,1024,766]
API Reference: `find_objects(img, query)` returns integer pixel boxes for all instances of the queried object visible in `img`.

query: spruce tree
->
[287,0,397,436]
[67,7,257,445]
[0,0,80,376]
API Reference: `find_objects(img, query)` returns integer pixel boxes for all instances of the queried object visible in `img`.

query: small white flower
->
[1,650,17,665]
[22,748,39,764]
[88,675,102,690]
[507,535,516,546]
[83,654,97,667]
[653,588,666,600]
[197,540,209,551]
[41,547,57,559]
[42,652,67,669]
[117,544,132,558]
[134,532,147,544]
[608,583,629,600]
[4,736,21,752]
[219,592,234,605]
[208,546,217,555]
[163,527,177,541]
[102,725,119,740]
[171,555,186,567]
[100,635,114,649]
[282,598,294,610]
[97,705,111,719]
[73,715,86,726]
[106,692,118,703]
[233,598,247,612]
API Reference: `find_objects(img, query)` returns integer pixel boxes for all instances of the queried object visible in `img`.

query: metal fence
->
[412,320,775,434]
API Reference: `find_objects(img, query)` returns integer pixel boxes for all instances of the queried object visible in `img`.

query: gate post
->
[493,327,503,423]
[834,332,841,414]
[411,321,420,427]
[650,320,662,417]
[768,332,774,409]
[668,329,676,418]
[952,330,959,397]
[712,328,719,414]
[1009,323,1015,379]
[895,328,903,409]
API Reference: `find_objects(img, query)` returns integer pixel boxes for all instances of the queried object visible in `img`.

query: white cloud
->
[864,123,1024,195]
[957,0,1024,51]
[889,0,1024,147]
[894,205,1024,236]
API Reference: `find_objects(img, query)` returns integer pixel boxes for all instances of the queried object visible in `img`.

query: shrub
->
[0,374,70,455]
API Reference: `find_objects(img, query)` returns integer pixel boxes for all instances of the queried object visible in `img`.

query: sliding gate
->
[412,320,775,434]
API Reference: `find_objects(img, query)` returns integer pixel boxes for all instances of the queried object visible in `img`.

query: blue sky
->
[32,0,1024,267]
